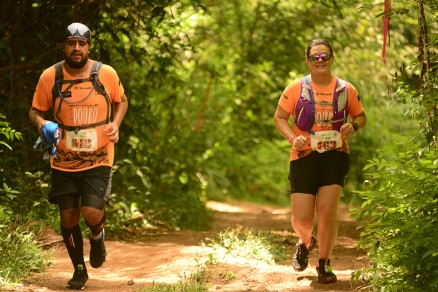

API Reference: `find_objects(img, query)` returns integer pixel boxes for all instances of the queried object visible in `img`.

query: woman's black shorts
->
[288,150,350,195]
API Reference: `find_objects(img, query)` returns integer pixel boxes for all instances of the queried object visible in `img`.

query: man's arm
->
[113,94,128,128]
[29,107,47,136]
[103,94,128,143]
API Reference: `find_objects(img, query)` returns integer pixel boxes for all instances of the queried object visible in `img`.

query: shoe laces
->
[324,265,333,273]
[317,259,333,273]
[296,243,309,255]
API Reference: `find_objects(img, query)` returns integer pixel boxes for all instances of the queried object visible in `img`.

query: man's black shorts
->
[288,150,350,195]
[48,166,113,204]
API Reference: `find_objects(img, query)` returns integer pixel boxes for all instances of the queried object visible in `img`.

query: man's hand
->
[42,121,60,144]
[103,122,120,143]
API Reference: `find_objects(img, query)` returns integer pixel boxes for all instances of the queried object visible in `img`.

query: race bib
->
[310,130,342,153]
[66,128,98,152]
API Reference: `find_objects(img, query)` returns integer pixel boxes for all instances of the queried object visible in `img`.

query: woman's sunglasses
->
[307,53,333,62]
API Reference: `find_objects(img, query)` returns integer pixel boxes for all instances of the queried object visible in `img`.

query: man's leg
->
[82,194,107,268]
[57,195,89,290]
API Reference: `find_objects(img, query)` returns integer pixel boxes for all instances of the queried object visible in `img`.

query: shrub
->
[0,223,52,285]
[353,135,438,291]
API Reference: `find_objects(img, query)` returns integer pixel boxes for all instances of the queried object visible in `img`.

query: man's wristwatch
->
[351,121,359,132]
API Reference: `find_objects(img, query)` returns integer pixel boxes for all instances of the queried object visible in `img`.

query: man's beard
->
[65,56,88,69]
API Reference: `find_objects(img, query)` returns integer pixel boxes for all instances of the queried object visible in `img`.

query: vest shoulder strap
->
[335,78,347,91]
[51,61,64,106]
[90,61,107,96]
[334,78,348,113]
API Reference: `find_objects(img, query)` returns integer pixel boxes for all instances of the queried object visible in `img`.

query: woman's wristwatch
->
[351,121,359,132]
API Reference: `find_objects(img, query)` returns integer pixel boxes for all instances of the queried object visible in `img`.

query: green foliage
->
[0,223,52,284]
[353,136,438,291]
[352,2,438,290]
[111,127,211,230]
[205,225,286,265]
[138,226,287,291]
[138,265,210,292]
[140,283,207,292]
[0,113,22,152]
[139,279,208,292]
[0,113,30,226]
[0,113,23,181]
[0,182,19,222]
[0,171,59,229]
[204,139,290,205]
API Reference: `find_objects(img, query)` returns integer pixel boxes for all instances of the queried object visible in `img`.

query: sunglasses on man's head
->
[307,53,333,62]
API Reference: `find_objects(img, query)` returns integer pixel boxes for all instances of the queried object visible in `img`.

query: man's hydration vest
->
[294,75,348,134]
[51,61,112,135]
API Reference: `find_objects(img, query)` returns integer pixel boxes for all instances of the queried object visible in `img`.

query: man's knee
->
[84,211,106,235]
[60,208,80,228]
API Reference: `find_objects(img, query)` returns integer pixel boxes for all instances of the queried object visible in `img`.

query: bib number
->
[66,128,97,152]
[310,130,342,153]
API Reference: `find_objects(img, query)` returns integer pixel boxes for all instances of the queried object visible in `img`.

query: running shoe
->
[89,229,107,268]
[292,234,317,272]
[67,264,88,290]
[316,258,337,284]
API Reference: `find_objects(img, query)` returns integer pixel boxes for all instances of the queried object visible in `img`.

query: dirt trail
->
[10,201,368,291]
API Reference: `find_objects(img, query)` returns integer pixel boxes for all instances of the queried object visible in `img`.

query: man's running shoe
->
[67,264,88,290]
[89,229,107,268]
[316,259,337,284]
[292,234,317,272]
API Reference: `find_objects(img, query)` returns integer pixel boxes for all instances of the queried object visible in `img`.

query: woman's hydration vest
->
[294,75,348,134]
